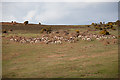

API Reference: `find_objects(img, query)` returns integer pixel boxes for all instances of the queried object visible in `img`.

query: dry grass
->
[2,24,118,78]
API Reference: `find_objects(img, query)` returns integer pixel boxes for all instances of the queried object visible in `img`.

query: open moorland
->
[1,21,119,78]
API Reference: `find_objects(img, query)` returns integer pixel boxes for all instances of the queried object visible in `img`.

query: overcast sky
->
[1,1,119,25]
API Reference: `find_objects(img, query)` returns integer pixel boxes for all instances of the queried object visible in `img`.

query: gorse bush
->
[91,21,118,31]
[94,26,100,29]
[40,28,45,33]
[111,27,116,30]
[40,27,52,34]
[105,25,116,30]
[99,29,110,35]
[108,23,113,26]
[91,23,94,25]
[75,30,79,33]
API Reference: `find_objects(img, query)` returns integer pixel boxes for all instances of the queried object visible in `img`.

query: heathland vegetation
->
[1,20,119,78]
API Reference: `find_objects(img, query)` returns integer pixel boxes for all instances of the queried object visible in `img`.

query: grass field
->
[2,24,118,78]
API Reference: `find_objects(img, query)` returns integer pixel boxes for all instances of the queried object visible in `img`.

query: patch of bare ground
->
[68,50,117,61]
[100,39,118,46]
[3,53,21,60]
[47,54,65,58]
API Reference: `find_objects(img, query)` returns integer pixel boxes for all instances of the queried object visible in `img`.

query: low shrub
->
[99,29,110,35]
[75,30,79,33]
[40,28,45,33]
[2,30,7,33]
[99,28,103,30]
[24,21,28,25]
[111,27,116,30]
[9,29,13,31]
[91,23,94,25]
[94,26,100,29]
[40,27,52,34]
[106,26,111,29]
[39,22,41,25]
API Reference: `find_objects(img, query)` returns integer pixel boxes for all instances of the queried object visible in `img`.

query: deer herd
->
[6,30,118,45]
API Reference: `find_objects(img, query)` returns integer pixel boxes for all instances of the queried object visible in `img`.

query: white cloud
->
[1,0,119,2]
[0,5,2,21]
[2,15,16,21]
[35,4,69,23]
[23,10,36,21]
[1,2,118,25]
[84,0,119,2]
[35,11,69,23]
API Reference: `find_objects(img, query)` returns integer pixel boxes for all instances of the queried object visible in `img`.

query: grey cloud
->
[1,2,118,25]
